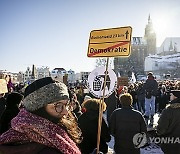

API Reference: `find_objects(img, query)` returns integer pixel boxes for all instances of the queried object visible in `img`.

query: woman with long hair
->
[0,77,82,154]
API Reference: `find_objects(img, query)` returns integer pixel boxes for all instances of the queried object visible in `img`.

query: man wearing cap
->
[157,90,180,154]
[143,72,158,126]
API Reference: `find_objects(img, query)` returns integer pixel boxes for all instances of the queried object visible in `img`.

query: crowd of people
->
[0,73,180,154]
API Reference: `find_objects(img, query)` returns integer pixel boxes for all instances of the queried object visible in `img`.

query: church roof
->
[146,53,180,63]
[157,37,180,54]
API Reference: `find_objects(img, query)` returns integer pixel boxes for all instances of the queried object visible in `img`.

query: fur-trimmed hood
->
[167,103,180,109]
[168,97,180,109]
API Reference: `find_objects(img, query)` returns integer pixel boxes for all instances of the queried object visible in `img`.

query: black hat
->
[22,77,69,111]
[148,72,153,76]
[170,90,180,98]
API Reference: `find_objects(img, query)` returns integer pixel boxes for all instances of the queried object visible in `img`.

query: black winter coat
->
[0,105,19,134]
[157,98,180,154]
[78,110,111,154]
[109,106,147,154]
[0,97,6,119]
[144,78,158,96]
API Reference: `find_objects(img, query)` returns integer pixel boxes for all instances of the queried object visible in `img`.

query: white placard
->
[0,79,8,94]
[88,67,117,98]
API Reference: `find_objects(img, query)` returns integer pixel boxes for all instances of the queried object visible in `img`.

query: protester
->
[105,90,118,124]
[128,84,138,110]
[76,86,84,104]
[0,77,82,154]
[143,72,158,126]
[136,82,145,114]
[78,98,111,154]
[0,93,6,120]
[68,89,82,119]
[0,92,23,134]
[109,93,147,154]
[0,79,8,119]
[6,75,14,93]
[116,85,128,108]
[156,84,169,113]
[157,90,180,154]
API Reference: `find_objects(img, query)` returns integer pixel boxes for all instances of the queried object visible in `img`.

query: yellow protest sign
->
[87,26,132,57]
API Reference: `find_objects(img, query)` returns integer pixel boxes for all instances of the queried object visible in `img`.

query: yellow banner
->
[87,26,132,57]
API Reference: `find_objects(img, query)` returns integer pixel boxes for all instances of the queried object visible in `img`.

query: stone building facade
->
[114,15,156,77]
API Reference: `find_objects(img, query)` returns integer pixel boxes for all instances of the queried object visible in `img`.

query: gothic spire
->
[148,14,151,23]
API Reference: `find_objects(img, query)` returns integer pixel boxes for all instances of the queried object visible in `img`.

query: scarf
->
[0,109,81,154]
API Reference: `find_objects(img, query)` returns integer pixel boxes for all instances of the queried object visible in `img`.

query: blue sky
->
[0,0,180,73]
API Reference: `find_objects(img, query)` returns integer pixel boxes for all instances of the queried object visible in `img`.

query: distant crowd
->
[0,73,180,154]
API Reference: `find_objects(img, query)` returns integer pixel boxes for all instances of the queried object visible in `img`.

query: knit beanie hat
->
[22,77,69,112]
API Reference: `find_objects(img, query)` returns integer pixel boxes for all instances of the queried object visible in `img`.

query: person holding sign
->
[78,98,111,154]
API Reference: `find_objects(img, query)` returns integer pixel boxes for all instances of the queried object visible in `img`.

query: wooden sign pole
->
[96,57,109,154]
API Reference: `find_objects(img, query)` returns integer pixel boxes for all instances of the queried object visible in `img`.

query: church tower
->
[144,14,156,55]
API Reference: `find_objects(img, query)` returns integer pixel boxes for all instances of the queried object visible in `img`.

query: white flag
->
[131,72,136,83]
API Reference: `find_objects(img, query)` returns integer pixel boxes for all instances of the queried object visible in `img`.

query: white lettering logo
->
[133,132,147,148]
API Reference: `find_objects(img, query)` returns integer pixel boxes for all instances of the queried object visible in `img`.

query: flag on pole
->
[130,72,136,83]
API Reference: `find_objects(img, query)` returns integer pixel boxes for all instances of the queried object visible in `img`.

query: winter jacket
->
[105,91,118,124]
[137,85,145,101]
[144,76,158,97]
[109,106,147,154]
[0,97,6,119]
[157,98,180,154]
[0,92,23,134]
[78,110,111,154]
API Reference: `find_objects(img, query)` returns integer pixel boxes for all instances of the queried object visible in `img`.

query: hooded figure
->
[0,77,82,154]
[157,90,180,154]
[0,92,23,134]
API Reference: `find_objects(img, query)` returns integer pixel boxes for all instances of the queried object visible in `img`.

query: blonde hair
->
[60,111,82,144]
[81,98,106,112]
[120,93,133,106]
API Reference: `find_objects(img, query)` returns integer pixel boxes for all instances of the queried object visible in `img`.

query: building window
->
[155,62,158,67]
